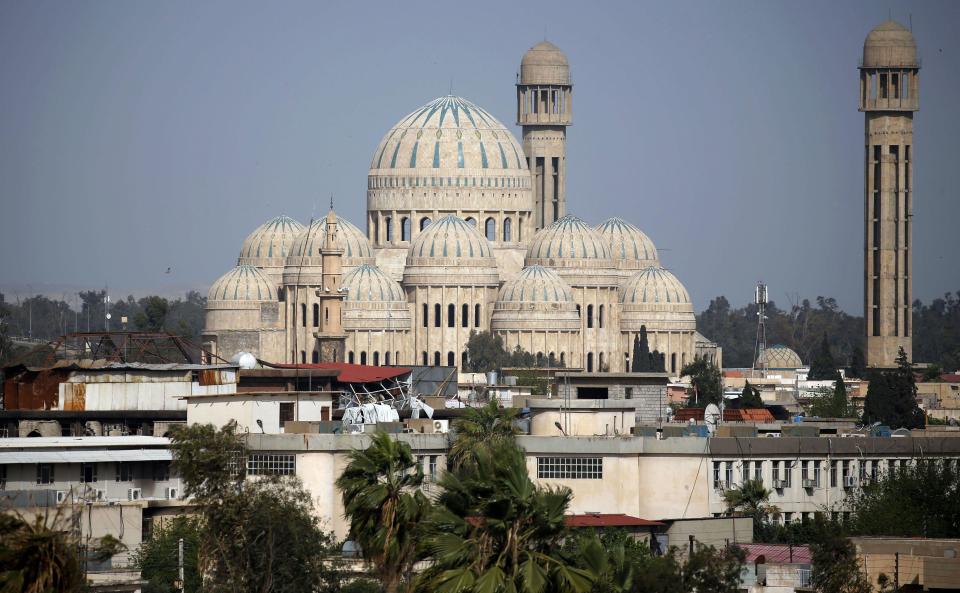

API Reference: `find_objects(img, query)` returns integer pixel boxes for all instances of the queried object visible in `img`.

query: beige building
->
[861,21,919,368]
[202,41,702,374]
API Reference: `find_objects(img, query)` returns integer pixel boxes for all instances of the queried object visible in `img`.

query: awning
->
[0,449,172,464]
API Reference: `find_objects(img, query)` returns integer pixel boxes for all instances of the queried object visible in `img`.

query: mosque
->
[202,41,707,375]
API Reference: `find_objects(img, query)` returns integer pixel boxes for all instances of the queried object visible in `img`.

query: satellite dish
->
[704,403,721,434]
[105,313,112,320]
[230,352,257,369]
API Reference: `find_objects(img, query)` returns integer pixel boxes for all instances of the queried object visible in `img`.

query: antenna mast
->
[752,281,768,377]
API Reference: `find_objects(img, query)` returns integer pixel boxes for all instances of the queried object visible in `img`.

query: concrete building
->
[861,21,919,368]
[201,41,704,376]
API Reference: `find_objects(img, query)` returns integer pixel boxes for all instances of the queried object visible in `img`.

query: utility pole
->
[894,552,899,591]
[177,537,184,592]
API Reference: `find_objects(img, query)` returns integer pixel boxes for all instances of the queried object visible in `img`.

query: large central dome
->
[366,95,533,259]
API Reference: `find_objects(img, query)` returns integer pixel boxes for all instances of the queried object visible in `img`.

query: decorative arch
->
[401,217,410,241]
[420,217,432,231]
[485,218,496,241]
[503,218,512,242]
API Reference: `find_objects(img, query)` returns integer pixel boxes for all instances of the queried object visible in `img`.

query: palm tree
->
[448,400,520,471]
[415,441,593,593]
[723,479,776,520]
[336,431,430,593]
[0,509,83,593]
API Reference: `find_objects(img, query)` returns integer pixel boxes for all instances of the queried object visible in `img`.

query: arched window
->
[422,351,428,365]
[474,304,481,327]
[548,352,556,367]
[576,304,581,317]
[396,351,400,364]
[587,352,594,373]
[485,217,496,241]
[312,350,319,363]
[462,351,468,368]
[301,303,307,327]
[503,218,512,241]
[434,303,441,327]
[587,304,594,329]
[420,217,432,231]
[373,218,380,243]
[536,352,544,366]
[599,352,605,371]
[348,351,355,364]
[598,305,604,328]
[465,217,476,227]
[373,352,380,366]
[560,352,566,366]
[384,351,391,365]
[401,217,410,241]
[434,351,441,366]
[385,217,393,242]
[461,303,469,327]
[422,303,428,328]
[447,352,455,366]
[313,304,319,327]
[447,304,455,328]
[671,353,677,374]
[360,351,367,365]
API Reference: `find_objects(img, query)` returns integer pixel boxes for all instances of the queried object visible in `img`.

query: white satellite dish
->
[704,403,721,434]
[230,352,258,370]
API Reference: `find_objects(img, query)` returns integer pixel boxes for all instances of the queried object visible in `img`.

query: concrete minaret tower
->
[860,21,919,368]
[517,41,571,230]
[314,208,347,363]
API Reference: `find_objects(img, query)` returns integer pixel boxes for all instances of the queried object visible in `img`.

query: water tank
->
[487,371,498,385]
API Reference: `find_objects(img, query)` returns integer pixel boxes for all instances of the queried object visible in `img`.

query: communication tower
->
[753,282,768,376]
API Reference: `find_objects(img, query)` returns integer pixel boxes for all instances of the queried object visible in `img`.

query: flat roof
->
[0,436,170,449]
[566,513,664,528]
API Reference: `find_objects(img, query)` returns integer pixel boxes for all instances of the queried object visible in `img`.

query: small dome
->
[757,345,804,370]
[496,265,574,303]
[520,40,570,85]
[595,218,659,270]
[619,267,691,305]
[208,265,277,302]
[863,20,917,68]
[341,264,406,303]
[526,215,612,263]
[238,215,305,264]
[408,214,494,260]
[287,215,374,263]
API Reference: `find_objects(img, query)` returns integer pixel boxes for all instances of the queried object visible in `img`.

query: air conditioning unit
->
[56,490,69,504]
[802,479,817,489]
[165,487,179,500]
[127,488,142,501]
[843,476,858,488]
[773,479,788,489]
[432,420,449,433]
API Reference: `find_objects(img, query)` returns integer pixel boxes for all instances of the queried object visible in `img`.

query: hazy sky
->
[1,0,958,312]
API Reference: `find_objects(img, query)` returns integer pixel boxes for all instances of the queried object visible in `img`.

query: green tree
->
[448,399,520,472]
[734,381,763,408]
[134,517,202,593]
[810,372,855,418]
[722,479,774,521]
[809,520,871,593]
[336,432,430,593]
[680,358,722,407]
[847,346,867,379]
[862,347,925,429]
[168,422,339,593]
[682,544,745,593]
[415,441,593,593]
[135,296,170,332]
[465,331,544,372]
[921,363,943,382]
[808,332,837,380]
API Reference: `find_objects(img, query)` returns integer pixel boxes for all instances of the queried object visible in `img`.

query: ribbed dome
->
[208,265,277,302]
[497,265,574,303]
[370,95,527,175]
[520,41,570,85]
[595,218,658,270]
[287,215,374,262]
[527,215,612,262]
[863,20,917,68]
[619,267,691,305]
[408,214,494,260]
[238,215,304,264]
[342,264,405,303]
[757,345,804,370]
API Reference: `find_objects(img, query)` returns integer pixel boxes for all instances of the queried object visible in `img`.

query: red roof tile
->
[268,362,411,384]
[671,408,774,423]
[738,543,812,564]
[565,514,664,528]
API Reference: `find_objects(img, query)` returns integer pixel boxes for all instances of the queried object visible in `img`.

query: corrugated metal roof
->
[739,543,812,564]
[23,361,238,372]
[566,514,664,527]
[267,362,412,383]
[0,436,170,449]
[0,449,172,463]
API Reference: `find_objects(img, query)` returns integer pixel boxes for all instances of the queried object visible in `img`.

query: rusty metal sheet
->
[62,382,86,411]
[198,369,225,386]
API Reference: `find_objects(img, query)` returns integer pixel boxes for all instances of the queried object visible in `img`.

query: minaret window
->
[891,73,900,99]
[598,305,604,328]
[434,303,441,327]
[880,73,888,99]
[903,73,910,99]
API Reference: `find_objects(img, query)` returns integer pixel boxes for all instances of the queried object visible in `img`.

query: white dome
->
[595,217,658,271]
[238,215,305,265]
[496,265,573,303]
[757,345,804,370]
[408,214,495,261]
[286,215,375,268]
[619,267,691,305]
[492,265,580,332]
[342,264,406,303]
[208,265,277,302]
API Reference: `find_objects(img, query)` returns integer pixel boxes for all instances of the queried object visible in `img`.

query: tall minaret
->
[517,41,571,230]
[860,21,919,368]
[314,208,347,363]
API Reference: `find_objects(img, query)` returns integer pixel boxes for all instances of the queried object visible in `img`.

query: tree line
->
[696,291,960,371]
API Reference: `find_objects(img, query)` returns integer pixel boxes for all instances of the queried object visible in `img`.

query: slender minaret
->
[860,21,919,368]
[517,41,571,230]
[314,208,347,363]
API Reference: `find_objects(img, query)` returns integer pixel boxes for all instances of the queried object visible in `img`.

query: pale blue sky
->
[1,0,958,312]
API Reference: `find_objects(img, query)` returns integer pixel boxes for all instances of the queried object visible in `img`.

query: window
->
[474,304,481,327]
[447,352,455,366]
[116,462,134,482]
[433,351,441,366]
[586,305,594,328]
[880,73,888,99]
[279,402,295,424]
[598,305,604,328]
[80,463,98,483]
[537,457,603,479]
[360,351,367,365]
[813,461,821,487]
[300,350,306,364]
[301,303,307,327]
[420,217,431,231]
[830,461,838,487]
[586,353,594,372]
[772,461,781,485]
[428,455,438,481]
[348,351,355,364]
[462,303,469,327]
[312,350,319,363]
[385,351,391,365]
[713,461,721,488]
[434,304,441,327]
[373,352,380,365]
[462,351,468,368]
[385,217,393,242]
[503,218,512,241]
[447,304,455,328]
[859,460,867,482]
[903,72,910,99]
[742,461,750,484]
[401,217,410,241]
[754,461,763,483]
[485,218,496,241]
[247,454,295,476]
[465,217,476,227]
[870,460,878,482]
[422,304,428,328]
[153,461,170,482]
[842,460,850,482]
[422,351,428,365]
[725,461,734,486]
[312,303,319,327]
[783,462,792,487]
[37,463,55,485]
[671,353,677,374]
